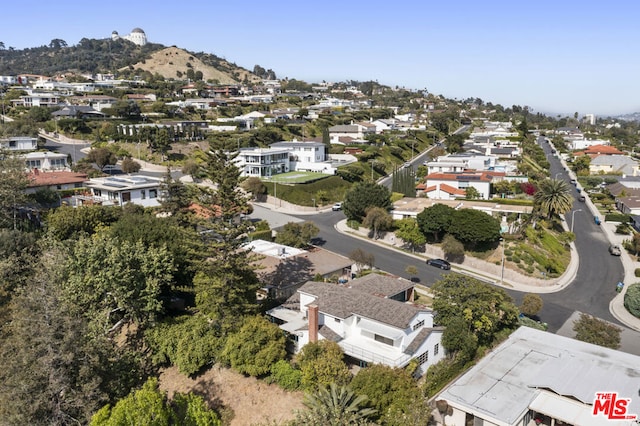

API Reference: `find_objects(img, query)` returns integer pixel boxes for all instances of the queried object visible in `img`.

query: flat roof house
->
[268,277,444,375]
[81,175,164,207]
[0,136,37,152]
[433,326,640,426]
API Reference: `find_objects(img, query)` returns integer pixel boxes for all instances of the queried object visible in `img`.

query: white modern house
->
[235,140,336,177]
[23,151,68,171]
[81,175,164,207]
[425,153,499,174]
[268,277,444,376]
[433,326,640,426]
[328,122,376,142]
[0,136,37,152]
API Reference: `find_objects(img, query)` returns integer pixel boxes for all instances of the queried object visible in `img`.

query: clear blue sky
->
[3,1,639,116]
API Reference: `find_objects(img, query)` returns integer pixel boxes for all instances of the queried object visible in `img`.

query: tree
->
[493,180,514,198]
[441,234,464,262]
[447,208,501,248]
[0,244,114,424]
[573,313,621,349]
[275,221,319,248]
[350,364,423,425]
[0,150,30,230]
[533,178,573,219]
[416,203,455,242]
[86,147,117,170]
[572,155,591,175]
[63,234,174,335]
[362,207,393,240]
[192,142,260,328]
[150,128,172,161]
[520,293,544,317]
[349,248,375,270]
[441,316,478,362]
[297,340,351,391]
[394,218,426,252]
[240,176,267,200]
[45,205,122,241]
[91,378,221,426]
[464,186,481,200]
[405,265,418,279]
[221,315,286,377]
[624,283,640,318]
[343,181,391,222]
[431,274,519,345]
[120,157,141,173]
[294,383,376,426]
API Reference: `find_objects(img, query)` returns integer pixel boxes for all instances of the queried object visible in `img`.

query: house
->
[568,138,612,151]
[422,171,505,200]
[574,144,623,158]
[432,326,640,426]
[589,155,639,176]
[328,122,376,142]
[425,153,499,174]
[249,239,354,300]
[25,170,87,194]
[11,92,62,108]
[80,175,164,207]
[51,105,105,119]
[235,140,336,177]
[267,278,444,375]
[22,151,68,171]
[390,197,532,221]
[0,136,37,152]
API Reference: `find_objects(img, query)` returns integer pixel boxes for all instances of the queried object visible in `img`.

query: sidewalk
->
[254,196,640,332]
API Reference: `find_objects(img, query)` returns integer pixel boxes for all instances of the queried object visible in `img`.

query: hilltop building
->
[111,28,147,46]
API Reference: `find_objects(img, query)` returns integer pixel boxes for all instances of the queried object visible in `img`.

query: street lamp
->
[312,198,316,210]
[571,209,582,233]
[370,160,375,181]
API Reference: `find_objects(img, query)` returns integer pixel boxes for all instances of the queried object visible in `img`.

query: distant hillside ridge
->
[124,46,261,84]
[0,38,261,84]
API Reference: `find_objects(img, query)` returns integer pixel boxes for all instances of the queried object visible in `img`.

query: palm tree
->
[533,178,573,219]
[295,383,377,426]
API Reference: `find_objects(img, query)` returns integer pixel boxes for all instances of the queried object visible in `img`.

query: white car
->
[332,202,343,211]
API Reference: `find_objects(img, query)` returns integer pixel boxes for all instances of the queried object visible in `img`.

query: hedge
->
[604,213,631,223]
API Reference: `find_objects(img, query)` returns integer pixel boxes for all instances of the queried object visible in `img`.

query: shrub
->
[624,283,640,318]
[268,360,302,391]
[605,213,631,223]
[347,220,360,230]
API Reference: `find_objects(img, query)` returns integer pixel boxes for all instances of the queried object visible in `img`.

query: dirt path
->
[158,365,305,426]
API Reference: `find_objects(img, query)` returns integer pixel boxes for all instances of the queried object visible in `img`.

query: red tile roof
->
[27,171,88,187]
[574,144,623,157]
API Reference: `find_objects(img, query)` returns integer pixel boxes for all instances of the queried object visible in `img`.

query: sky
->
[2,1,639,116]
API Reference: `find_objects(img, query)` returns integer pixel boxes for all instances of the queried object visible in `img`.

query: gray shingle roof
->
[403,327,441,355]
[348,273,414,298]
[298,281,425,329]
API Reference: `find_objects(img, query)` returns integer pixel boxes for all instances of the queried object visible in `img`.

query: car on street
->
[426,258,451,270]
[332,202,343,211]
[578,195,586,202]
[609,244,622,256]
[404,162,411,168]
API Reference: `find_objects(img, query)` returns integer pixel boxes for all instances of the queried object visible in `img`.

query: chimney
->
[308,304,319,343]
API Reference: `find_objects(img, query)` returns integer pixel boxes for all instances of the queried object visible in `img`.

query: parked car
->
[332,202,343,211]
[403,162,412,168]
[578,195,586,202]
[426,258,451,270]
[609,244,622,256]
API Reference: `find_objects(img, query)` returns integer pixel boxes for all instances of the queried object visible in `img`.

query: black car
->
[426,258,451,270]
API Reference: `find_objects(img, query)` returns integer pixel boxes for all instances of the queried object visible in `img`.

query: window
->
[149,189,157,198]
[374,334,394,346]
[434,343,439,356]
[141,190,146,199]
[413,320,425,331]
[334,318,341,323]
[416,350,429,365]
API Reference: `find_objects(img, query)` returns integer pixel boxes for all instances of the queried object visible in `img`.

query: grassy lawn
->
[263,171,329,184]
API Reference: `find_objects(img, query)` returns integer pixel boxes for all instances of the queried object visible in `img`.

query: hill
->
[123,46,260,84]
[0,38,260,84]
